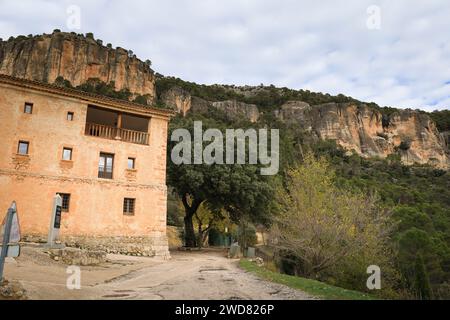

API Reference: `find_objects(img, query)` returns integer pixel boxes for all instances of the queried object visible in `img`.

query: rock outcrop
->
[277,101,449,168]
[161,83,449,167]
[212,100,260,123]
[442,131,450,148]
[161,86,191,115]
[275,100,312,127]
[0,279,27,300]
[0,31,156,101]
[161,88,261,123]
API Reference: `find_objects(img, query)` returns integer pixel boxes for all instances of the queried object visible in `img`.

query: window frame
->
[17,141,29,155]
[123,198,135,215]
[62,147,73,161]
[67,112,74,121]
[127,157,136,170]
[24,102,33,114]
[98,152,114,179]
[57,193,71,212]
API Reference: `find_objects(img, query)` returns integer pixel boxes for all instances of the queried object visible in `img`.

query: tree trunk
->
[184,214,197,247]
[181,194,203,248]
[202,228,211,247]
[197,220,203,249]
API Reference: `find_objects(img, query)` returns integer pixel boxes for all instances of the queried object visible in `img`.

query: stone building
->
[0,74,174,257]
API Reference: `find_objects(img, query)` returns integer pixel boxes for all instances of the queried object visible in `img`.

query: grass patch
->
[239,259,375,300]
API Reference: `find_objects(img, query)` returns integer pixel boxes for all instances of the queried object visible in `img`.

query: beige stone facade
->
[0,75,174,257]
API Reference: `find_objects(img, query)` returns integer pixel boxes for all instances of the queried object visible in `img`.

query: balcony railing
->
[85,123,149,145]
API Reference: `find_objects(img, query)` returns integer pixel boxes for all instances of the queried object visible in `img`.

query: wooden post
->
[117,113,122,128]
[115,113,122,140]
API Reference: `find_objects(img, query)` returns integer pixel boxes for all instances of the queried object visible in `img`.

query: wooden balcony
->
[85,123,149,145]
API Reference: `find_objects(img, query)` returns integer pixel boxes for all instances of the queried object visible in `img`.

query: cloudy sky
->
[0,0,449,111]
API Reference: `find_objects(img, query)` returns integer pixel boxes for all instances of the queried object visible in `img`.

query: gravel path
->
[5,247,315,300]
[94,249,315,300]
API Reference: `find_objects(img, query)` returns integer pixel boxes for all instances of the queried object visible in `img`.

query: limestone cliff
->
[277,101,449,168]
[160,89,260,123]
[163,86,449,168]
[161,86,191,115]
[0,31,155,101]
[211,100,260,123]
[442,131,450,148]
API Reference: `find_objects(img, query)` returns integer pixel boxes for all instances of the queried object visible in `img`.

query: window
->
[67,112,74,121]
[62,148,72,161]
[127,158,135,169]
[98,153,114,179]
[57,193,71,212]
[123,198,135,215]
[24,103,33,114]
[18,141,29,155]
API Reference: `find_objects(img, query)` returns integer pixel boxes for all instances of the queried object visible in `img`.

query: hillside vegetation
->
[160,76,449,299]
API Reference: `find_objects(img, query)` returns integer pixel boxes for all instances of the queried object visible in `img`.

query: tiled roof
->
[0,73,176,118]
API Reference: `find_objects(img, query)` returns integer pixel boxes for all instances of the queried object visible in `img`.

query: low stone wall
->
[22,234,170,259]
[47,247,107,266]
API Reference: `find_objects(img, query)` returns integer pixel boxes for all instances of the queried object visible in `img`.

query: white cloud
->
[0,0,449,110]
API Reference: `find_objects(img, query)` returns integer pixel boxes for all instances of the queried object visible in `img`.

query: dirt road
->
[4,247,314,300]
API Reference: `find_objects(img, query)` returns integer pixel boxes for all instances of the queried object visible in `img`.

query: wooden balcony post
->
[115,113,122,140]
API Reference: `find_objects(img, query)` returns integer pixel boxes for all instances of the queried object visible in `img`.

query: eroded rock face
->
[285,101,449,168]
[212,100,260,122]
[170,92,260,123]
[310,103,387,157]
[161,86,191,115]
[442,131,450,148]
[275,100,312,128]
[0,32,156,100]
[386,110,449,167]
[190,96,211,114]
[168,92,448,167]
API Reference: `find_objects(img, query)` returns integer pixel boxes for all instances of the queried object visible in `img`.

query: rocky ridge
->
[161,88,450,168]
[0,31,156,101]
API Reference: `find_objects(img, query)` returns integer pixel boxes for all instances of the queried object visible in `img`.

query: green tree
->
[272,153,393,279]
[392,206,434,233]
[133,95,149,105]
[167,115,273,247]
[414,254,432,299]
[194,204,229,248]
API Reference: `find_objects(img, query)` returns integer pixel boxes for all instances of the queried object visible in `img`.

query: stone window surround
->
[98,152,115,179]
[24,102,33,114]
[123,197,136,215]
[60,144,75,162]
[67,111,74,121]
[17,140,30,155]
[127,156,137,170]
[62,147,73,161]
[57,192,71,212]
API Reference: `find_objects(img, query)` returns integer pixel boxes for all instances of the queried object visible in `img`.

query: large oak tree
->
[167,115,274,247]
